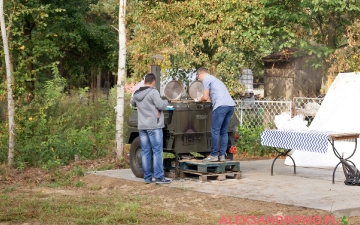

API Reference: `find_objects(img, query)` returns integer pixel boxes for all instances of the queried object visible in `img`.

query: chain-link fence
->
[234,96,324,129]
[234,99,291,129]
[292,96,325,126]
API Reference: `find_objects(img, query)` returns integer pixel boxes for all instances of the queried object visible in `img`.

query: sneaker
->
[145,180,152,184]
[155,178,171,184]
[203,155,219,162]
[219,155,226,162]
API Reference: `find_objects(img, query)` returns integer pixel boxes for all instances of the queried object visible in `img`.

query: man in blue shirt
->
[195,68,236,162]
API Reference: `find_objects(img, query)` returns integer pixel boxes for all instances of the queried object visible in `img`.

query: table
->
[328,133,360,184]
[261,130,360,183]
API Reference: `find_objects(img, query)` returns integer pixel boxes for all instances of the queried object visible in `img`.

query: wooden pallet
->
[180,170,242,182]
[164,170,176,179]
[224,161,240,172]
[179,160,226,173]
[179,160,241,173]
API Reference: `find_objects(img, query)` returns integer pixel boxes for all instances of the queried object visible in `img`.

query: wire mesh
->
[234,96,324,129]
[234,99,292,129]
[292,96,324,126]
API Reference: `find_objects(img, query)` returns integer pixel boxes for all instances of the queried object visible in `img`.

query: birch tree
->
[0,0,15,166]
[115,0,126,158]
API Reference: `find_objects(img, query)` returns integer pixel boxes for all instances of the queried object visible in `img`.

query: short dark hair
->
[196,67,208,75]
[144,73,156,84]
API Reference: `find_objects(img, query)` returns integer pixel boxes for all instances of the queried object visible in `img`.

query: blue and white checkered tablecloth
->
[260,130,335,154]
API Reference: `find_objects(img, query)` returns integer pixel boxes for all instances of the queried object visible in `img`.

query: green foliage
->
[1,0,360,169]
[43,164,87,188]
[241,108,265,129]
[328,19,360,73]
[190,152,204,158]
[10,76,91,166]
[0,80,132,167]
[163,152,175,159]
[73,181,84,187]
[96,164,115,171]
[1,0,117,99]
[126,0,360,83]
[68,165,86,178]
[3,186,16,193]
[42,159,61,172]
[236,126,272,157]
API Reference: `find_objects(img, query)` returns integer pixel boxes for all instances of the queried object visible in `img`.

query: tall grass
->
[0,191,190,224]
[0,83,133,168]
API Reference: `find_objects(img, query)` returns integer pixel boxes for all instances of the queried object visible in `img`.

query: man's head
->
[196,67,208,81]
[144,73,156,87]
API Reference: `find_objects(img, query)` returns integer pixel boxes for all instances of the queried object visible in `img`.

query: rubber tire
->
[129,137,144,178]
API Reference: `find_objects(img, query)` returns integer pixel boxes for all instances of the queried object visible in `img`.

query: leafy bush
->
[0,77,133,168]
[236,125,273,157]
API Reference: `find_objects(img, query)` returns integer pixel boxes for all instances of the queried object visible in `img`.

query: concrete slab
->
[87,159,360,217]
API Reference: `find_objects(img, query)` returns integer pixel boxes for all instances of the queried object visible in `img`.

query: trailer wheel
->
[130,137,144,178]
[226,152,234,160]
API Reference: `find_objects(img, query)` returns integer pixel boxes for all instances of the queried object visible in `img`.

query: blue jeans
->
[210,106,235,157]
[139,129,164,182]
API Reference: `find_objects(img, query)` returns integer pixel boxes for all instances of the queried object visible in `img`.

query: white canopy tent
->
[285,72,360,168]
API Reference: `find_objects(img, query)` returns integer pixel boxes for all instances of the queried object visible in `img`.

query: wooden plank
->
[180,170,242,182]
[224,161,240,172]
[224,171,242,179]
[179,160,226,173]
[164,170,176,179]
[329,133,360,140]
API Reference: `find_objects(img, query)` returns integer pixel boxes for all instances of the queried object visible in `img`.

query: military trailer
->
[127,67,239,178]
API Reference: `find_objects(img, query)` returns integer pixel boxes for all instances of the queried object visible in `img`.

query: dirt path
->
[81,174,359,225]
[1,157,359,225]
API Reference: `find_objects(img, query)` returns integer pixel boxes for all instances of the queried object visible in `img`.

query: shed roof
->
[262,48,300,62]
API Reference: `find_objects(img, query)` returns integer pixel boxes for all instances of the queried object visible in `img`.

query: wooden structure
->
[262,48,323,99]
[177,160,242,182]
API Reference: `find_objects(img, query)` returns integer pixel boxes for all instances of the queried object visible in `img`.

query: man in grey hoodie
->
[130,73,171,184]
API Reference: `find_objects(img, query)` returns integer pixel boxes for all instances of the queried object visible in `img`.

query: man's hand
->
[194,98,199,102]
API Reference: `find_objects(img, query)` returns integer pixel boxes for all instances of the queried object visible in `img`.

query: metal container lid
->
[164,80,184,101]
[188,80,204,100]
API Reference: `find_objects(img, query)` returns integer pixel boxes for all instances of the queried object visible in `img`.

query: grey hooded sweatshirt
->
[130,86,168,130]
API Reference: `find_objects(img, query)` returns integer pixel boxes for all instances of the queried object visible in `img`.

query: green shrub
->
[0,78,133,168]
[236,125,273,157]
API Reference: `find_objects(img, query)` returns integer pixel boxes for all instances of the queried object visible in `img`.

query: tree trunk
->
[97,68,101,101]
[24,19,35,101]
[97,69,101,93]
[0,0,15,166]
[327,11,336,49]
[115,0,127,159]
[90,68,94,102]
